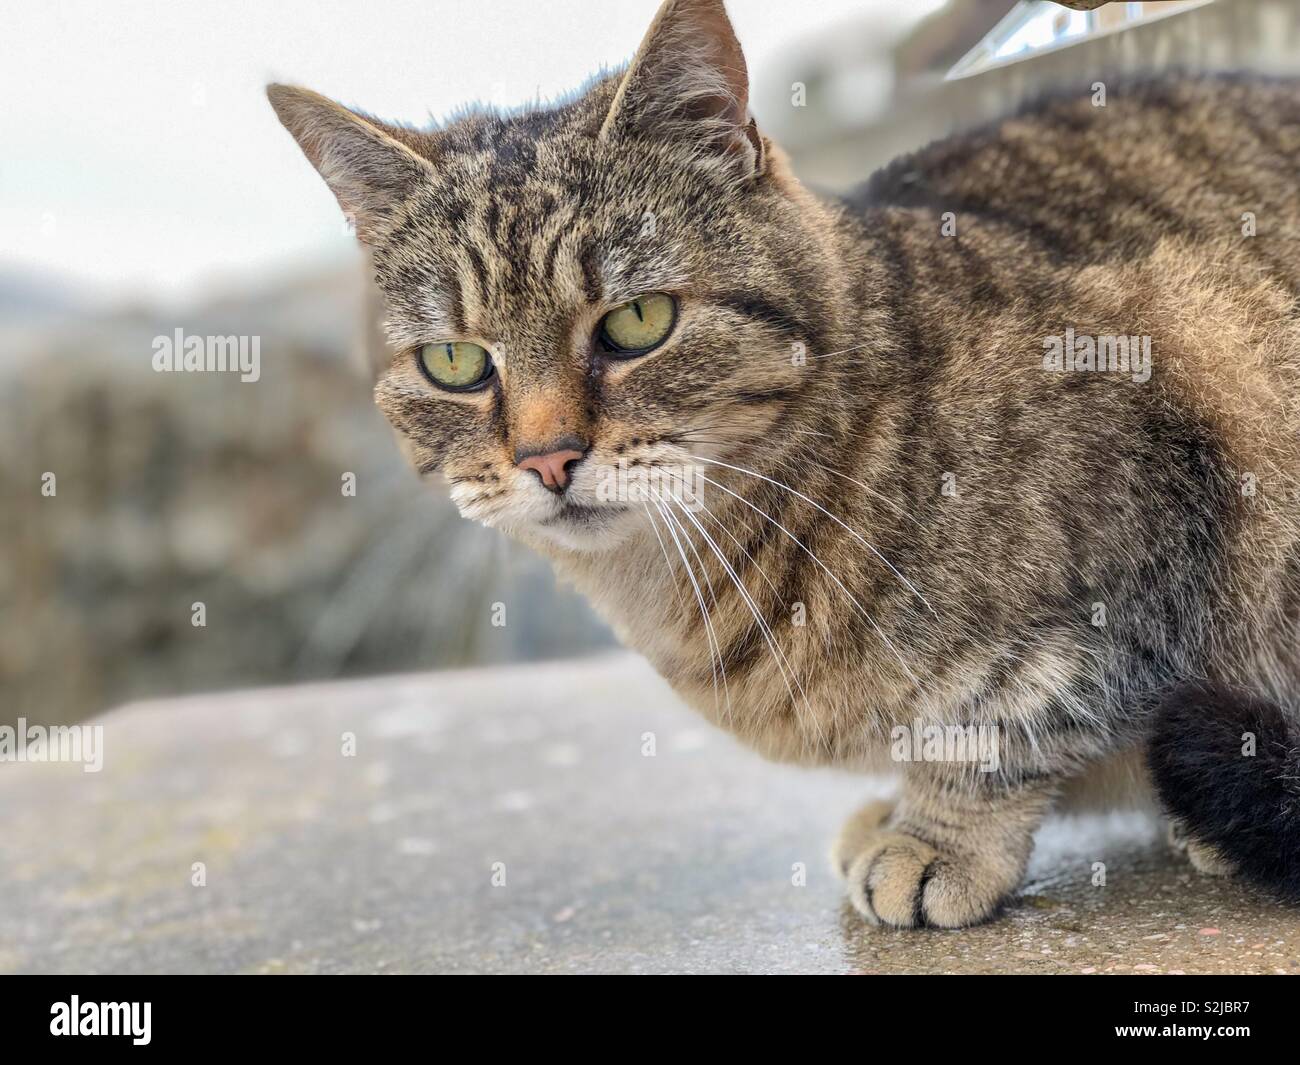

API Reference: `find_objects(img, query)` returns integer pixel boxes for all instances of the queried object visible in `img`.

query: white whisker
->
[654,498,733,722]
[642,501,688,612]
[695,498,780,598]
[688,454,938,619]
[665,493,820,747]
[806,458,930,534]
[698,473,924,691]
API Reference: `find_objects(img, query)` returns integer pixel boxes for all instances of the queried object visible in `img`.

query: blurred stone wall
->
[1,262,613,728]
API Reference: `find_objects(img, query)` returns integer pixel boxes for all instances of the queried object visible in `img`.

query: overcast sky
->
[0,0,941,308]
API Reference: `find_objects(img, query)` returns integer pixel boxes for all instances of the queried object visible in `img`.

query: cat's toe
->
[845,832,1010,929]
[830,799,895,879]
[846,831,937,926]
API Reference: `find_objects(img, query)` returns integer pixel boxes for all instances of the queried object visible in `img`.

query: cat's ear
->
[267,84,435,239]
[600,0,764,178]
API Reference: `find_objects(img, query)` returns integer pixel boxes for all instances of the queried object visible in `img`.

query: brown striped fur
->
[270,0,1300,926]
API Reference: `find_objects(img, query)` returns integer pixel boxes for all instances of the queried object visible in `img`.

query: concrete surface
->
[3,653,1298,975]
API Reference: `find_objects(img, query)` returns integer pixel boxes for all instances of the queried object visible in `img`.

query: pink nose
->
[516,448,585,491]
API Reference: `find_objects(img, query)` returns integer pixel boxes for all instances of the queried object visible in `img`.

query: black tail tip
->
[1148,683,1300,902]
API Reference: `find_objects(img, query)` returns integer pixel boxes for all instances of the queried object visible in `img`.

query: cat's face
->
[365,113,830,554]
[270,0,836,553]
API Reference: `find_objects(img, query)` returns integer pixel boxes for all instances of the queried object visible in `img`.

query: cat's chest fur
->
[548,536,986,771]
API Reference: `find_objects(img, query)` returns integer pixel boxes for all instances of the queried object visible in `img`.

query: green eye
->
[417,341,494,391]
[598,293,676,356]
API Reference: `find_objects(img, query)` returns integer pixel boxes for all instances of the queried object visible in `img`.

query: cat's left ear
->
[600,0,764,179]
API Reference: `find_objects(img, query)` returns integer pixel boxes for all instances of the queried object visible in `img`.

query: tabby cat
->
[269,0,1300,927]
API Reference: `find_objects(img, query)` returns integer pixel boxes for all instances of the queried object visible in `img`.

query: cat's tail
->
[1148,683,1300,900]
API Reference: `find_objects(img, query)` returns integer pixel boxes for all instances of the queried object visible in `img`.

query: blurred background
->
[5,0,1299,729]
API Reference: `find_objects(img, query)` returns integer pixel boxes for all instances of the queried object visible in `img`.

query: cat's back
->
[849,73,1300,273]
[841,73,1300,579]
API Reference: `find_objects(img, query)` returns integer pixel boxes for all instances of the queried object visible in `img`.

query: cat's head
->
[269,0,840,553]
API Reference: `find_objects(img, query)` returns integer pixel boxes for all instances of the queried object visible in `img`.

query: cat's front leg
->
[834,766,1058,929]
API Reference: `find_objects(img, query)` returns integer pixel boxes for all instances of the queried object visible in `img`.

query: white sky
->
[0,0,940,308]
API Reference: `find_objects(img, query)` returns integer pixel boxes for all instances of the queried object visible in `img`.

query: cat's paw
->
[1167,818,1236,877]
[841,829,1012,929]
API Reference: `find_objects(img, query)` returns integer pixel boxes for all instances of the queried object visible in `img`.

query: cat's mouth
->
[541,501,629,527]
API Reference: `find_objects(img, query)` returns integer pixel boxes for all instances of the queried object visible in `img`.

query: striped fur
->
[270,0,1300,926]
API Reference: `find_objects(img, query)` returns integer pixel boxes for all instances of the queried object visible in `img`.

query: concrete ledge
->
[3,653,1297,974]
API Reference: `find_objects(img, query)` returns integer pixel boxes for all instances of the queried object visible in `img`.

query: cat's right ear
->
[267,84,434,240]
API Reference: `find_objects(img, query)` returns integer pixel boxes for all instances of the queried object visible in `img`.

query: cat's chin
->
[514,503,639,555]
